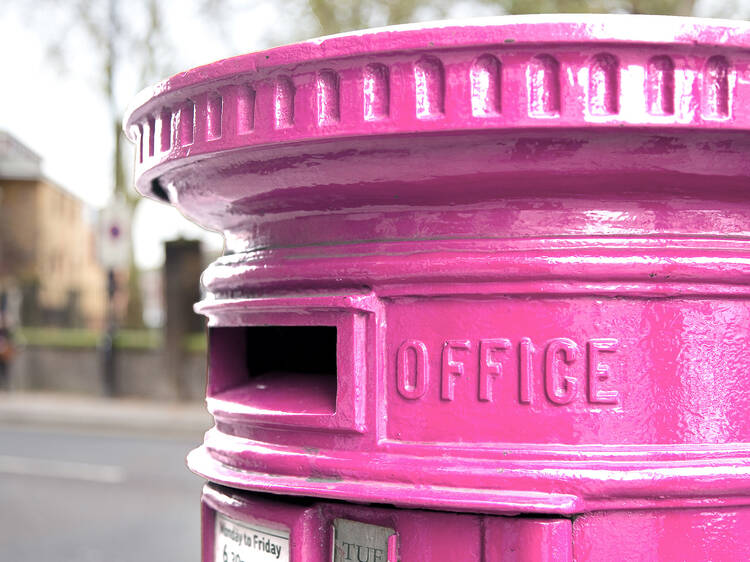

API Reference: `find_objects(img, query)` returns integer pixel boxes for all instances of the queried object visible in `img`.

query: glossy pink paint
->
[125,15,750,561]
[203,483,573,561]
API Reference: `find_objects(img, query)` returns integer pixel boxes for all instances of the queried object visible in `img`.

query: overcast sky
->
[0,0,744,268]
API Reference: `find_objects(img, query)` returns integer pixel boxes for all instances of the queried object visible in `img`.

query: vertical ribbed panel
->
[236,86,256,133]
[146,116,156,157]
[704,56,730,118]
[647,56,675,115]
[528,55,560,117]
[136,124,144,163]
[178,100,195,146]
[206,93,223,140]
[159,108,172,152]
[589,53,619,116]
[471,55,502,117]
[414,57,445,119]
[363,63,389,121]
[316,70,340,126]
[274,77,295,129]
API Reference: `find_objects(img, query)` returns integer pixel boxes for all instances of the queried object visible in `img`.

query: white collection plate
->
[214,513,290,562]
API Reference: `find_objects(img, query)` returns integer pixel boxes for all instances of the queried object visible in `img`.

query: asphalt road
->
[0,425,205,561]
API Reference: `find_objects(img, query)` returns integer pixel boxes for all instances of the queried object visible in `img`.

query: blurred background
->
[0,0,748,399]
[0,0,748,560]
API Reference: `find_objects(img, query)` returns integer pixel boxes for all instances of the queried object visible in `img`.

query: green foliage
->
[625,0,695,15]
[115,329,162,350]
[302,0,700,36]
[16,327,205,353]
[498,0,613,13]
[183,332,208,354]
[491,0,694,15]
[19,327,160,350]
[18,327,206,353]
[18,328,101,349]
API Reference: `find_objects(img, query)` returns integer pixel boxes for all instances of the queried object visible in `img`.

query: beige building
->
[0,131,106,328]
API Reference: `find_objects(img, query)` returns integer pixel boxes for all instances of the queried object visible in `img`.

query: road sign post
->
[98,196,131,396]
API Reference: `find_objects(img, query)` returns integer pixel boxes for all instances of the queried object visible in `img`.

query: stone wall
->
[8,345,206,401]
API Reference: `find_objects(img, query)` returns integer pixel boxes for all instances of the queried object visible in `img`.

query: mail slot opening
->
[208,325,338,415]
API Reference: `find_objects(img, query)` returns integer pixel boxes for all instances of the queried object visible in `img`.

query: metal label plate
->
[332,518,396,562]
[214,512,289,562]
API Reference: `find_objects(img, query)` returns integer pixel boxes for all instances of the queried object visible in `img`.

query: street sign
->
[98,195,131,270]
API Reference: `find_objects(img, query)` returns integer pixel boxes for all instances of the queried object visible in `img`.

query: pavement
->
[0,391,213,437]
[0,418,205,561]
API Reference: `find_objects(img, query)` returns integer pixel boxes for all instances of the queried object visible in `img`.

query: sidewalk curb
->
[0,392,213,437]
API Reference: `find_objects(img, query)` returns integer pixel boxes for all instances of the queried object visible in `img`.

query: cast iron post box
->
[126,15,750,561]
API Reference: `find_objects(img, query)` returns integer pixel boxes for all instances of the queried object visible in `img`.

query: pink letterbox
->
[125,15,750,561]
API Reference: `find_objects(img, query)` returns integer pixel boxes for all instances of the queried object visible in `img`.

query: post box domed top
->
[129,17,750,514]
[124,15,750,226]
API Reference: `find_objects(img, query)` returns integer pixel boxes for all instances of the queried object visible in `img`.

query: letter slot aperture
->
[209,325,338,415]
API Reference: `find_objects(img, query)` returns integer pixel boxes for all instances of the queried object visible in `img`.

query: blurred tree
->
[304,0,700,34]
[18,0,178,203]
[625,0,694,15]
[495,0,695,15]
[11,0,223,327]
[308,0,439,34]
